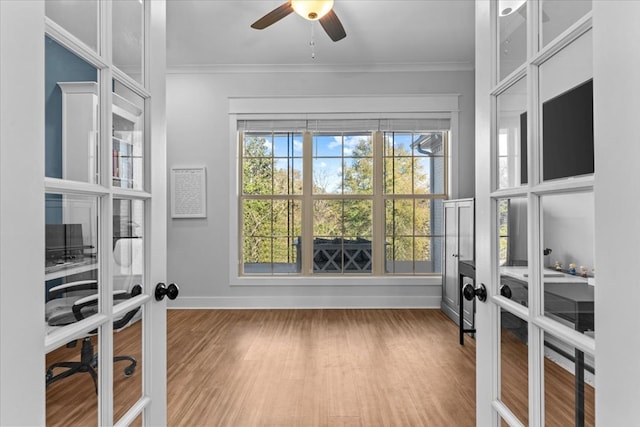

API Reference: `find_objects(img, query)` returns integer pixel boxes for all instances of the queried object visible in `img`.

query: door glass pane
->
[498,0,527,81]
[496,196,528,425]
[113,198,144,292]
[45,36,99,184]
[539,30,593,182]
[497,78,527,189]
[45,193,99,332]
[544,331,595,426]
[130,413,143,427]
[500,313,529,425]
[45,0,98,51]
[541,0,592,47]
[112,199,144,421]
[113,0,144,84]
[497,197,528,267]
[540,192,595,337]
[46,334,99,426]
[114,307,143,424]
[113,81,145,190]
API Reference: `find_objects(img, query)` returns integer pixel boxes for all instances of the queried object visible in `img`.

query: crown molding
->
[166,61,474,75]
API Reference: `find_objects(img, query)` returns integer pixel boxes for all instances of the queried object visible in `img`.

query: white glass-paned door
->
[476,1,597,426]
[40,1,168,426]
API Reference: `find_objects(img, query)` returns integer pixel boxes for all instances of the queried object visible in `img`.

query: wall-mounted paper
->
[171,167,206,218]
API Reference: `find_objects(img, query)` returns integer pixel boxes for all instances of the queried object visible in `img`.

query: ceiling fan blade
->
[319,9,346,42]
[251,2,294,30]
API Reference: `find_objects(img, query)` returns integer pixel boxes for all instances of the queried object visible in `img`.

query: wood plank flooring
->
[167,309,476,427]
[45,308,595,426]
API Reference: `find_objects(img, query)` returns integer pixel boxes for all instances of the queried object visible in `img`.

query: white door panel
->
[473,1,632,426]
[0,1,168,426]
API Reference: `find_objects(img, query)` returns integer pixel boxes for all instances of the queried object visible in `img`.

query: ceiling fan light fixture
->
[291,0,334,21]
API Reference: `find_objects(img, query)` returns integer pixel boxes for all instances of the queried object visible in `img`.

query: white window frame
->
[229,95,459,286]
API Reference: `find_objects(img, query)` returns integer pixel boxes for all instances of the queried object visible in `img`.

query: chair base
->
[46,337,137,394]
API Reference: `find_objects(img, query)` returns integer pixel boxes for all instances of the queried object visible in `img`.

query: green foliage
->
[241,132,439,270]
[343,138,373,194]
[242,137,272,195]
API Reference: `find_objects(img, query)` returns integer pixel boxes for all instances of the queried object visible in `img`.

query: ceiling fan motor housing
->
[291,0,334,21]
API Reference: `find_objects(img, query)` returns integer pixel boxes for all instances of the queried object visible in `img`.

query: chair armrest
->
[113,285,143,329]
[71,289,131,322]
[48,280,98,299]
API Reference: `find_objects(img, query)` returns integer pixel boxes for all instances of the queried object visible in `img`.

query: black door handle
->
[463,282,487,302]
[155,282,179,301]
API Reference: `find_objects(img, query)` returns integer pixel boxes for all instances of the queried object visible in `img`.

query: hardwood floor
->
[45,309,594,426]
[167,309,476,427]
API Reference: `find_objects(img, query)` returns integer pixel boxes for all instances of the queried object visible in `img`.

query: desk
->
[543,282,593,427]
[501,269,594,427]
[45,257,98,281]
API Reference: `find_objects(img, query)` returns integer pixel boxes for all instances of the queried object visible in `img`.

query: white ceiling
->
[166,0,476,70]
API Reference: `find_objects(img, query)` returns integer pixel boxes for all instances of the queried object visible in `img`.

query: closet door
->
[441,199,474,327]
[442,201,461,321]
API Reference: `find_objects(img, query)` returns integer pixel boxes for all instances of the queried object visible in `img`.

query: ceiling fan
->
[251,0,347,42]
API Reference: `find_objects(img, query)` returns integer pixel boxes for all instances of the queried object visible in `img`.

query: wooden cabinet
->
[441,198,475,328]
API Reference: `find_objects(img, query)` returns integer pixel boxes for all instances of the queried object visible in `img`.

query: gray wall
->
[166,69,475,307]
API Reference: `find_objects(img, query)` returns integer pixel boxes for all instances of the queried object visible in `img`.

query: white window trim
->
[228,94,459,286]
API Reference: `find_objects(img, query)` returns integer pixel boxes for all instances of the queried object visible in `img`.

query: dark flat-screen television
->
[541,79,594,181]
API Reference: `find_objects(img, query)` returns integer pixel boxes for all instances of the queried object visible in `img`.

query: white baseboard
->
[168,295,441,309]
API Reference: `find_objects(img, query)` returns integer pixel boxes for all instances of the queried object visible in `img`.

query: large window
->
[239,121,449,276]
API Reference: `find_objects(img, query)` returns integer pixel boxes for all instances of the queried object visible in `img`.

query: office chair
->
[45,238,144,393]
[45,282,142,394]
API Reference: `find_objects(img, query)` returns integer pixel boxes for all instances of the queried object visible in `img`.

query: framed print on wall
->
[170,167,207,218]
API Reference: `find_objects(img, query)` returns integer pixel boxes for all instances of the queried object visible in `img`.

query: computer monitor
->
[45,223,86,260]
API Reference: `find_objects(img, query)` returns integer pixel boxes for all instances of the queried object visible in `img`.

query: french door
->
[0,1,168,426]
[475,1,640,426]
